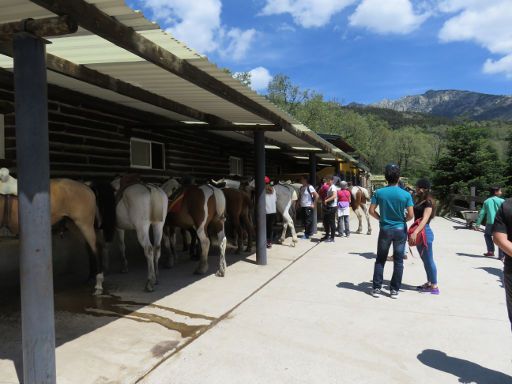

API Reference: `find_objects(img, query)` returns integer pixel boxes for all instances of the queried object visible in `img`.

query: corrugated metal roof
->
[0,0,359,165]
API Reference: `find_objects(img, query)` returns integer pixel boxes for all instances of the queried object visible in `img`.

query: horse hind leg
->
[355,208,363,234]
[364,205,372,235]
[216,227,227,277]
[195,227,210,275]
[135,224,155,292]
[162,226,176,269]
[151,222,164,284]
[117,229,128,273]
[287,213,298,244]
[75,219,104,296]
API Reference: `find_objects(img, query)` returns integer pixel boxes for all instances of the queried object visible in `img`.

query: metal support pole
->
[13,33,56,384]
[309,153,317,234]
[254,131,267,265]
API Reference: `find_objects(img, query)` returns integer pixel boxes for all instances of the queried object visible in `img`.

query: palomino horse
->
[0,177,106,295]
[161,178,227,276]
[111,176,168,292]
[350,186,372,235]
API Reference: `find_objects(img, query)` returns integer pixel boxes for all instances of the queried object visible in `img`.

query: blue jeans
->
[485,224,504,258]
[373,227,407,291]
[416,225,437,285]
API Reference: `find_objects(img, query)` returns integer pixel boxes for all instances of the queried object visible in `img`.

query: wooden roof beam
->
[0,42,233,126]
[137,123,280,132]
[28,1,296,130]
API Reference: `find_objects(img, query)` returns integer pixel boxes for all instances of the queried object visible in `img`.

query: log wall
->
[0,69,297,182]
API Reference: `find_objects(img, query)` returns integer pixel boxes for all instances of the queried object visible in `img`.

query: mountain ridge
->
[370,90,512,121]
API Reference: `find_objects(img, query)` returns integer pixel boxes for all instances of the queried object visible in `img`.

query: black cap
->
[416,178,431,190]
[385,163,400,175]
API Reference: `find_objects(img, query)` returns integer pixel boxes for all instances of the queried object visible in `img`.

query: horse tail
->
[150,186,166,222]
[90,180,116,243]
[212,186,226,219]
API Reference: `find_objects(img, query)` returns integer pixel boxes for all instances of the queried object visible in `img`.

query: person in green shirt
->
[475,186,505,258]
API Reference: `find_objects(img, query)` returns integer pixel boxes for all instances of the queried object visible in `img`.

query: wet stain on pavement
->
[53,289,215,338]
[151,340,180,357]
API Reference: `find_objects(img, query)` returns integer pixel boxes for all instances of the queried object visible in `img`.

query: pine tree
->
[432,125,507,200]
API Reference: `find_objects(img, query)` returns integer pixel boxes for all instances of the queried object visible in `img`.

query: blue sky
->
[127,0,512,104]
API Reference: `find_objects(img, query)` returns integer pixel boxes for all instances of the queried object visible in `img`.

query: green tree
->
[432,125,507,200]
[266,74,311,115]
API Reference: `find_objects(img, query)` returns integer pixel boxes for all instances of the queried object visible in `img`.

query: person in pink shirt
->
[337,180,351,237]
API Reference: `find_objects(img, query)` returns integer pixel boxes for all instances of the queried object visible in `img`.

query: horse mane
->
[89,180,117,242]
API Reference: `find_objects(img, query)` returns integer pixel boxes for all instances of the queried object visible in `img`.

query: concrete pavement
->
[0,216,511,383]
[141,216,512,384]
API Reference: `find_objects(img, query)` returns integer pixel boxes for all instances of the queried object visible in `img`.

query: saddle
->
[168,186,187,214]
[0,168,18,196]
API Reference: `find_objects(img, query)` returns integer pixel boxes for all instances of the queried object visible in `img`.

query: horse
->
[162,178,227,276]
[222,188,254,253]
[111,176,168,292]
[245,179,299,245]
[350,185,372,235]
[0,176,106,295]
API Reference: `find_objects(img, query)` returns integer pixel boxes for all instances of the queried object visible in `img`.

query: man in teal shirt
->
[476,186,505,258]
[369,164,414,299]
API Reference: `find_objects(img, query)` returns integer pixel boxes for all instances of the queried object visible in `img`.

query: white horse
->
[111,177,168,292]
[350,186,372,235]
[162,178,227,277]
[247,180,299,245]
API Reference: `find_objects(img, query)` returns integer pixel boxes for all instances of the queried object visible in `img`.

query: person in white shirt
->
[321,175,338,242]
[298,175,319,239]
[265,176,277,248]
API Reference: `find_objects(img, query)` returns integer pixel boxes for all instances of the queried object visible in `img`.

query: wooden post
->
[13,32,56,384]
[470,187,476,210]
[254,131,267,265]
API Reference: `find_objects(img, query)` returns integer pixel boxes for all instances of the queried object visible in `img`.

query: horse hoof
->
[144,281,155,292]
[356,231,362,234]
[245,247,252,253]
[121,267,128,274]
[93,289,103,296]
[367,232,372,235]
[291,242,296,248]
[215,270,225,277]
[292,238,298,243]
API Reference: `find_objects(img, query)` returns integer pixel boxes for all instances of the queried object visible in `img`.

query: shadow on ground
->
[336,280,418,293]
[0,231,256,384]
[417,349,512,384]
[456,252,493,259]
[477,267,504,287]
[349,252,376,259]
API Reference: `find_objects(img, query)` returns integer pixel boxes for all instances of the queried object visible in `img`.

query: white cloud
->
[247,67,273,91]
[438,0,512,78]
[260,0,357,28]
[139,0,255,60]
[484,54,512,79]
[349,0,429,34]
[221,28,257,60]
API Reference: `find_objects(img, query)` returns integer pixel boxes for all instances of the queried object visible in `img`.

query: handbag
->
[408,218,427,252]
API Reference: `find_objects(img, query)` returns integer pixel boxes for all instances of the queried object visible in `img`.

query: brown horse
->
[162,178,227,276]
[0,178,105,295]
[223,188,254,253]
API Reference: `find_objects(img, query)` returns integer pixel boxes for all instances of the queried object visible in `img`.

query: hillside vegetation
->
[264,75,512,197]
